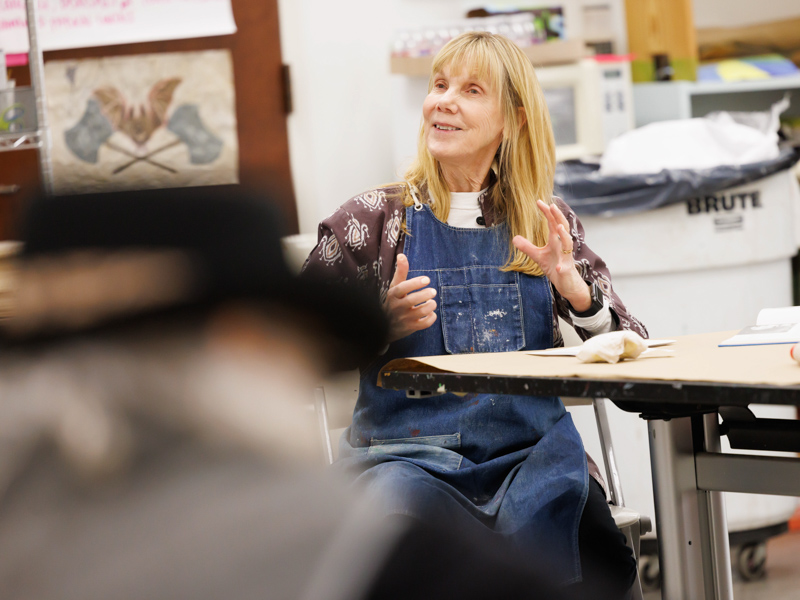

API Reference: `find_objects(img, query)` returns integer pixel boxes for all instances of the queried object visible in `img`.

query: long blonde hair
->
[403,32,556,276]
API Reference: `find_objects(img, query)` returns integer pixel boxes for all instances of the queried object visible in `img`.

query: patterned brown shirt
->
[302,183,648,346]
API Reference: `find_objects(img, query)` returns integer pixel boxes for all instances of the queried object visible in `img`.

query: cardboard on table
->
[380,330,800,388]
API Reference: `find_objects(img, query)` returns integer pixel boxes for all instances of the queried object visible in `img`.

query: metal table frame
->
[379,367,800,600]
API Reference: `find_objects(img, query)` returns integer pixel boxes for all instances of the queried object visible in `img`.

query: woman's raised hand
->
[512,200,592,312]
[384,254,438,342]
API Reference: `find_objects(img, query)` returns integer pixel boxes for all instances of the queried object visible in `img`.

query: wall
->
[278,0,396,234]
[693,0,800,28]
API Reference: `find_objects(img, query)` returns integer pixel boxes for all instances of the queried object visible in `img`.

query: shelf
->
[390,39,588,77]
[0,86,44,153]
[4,0,53,193]
[0,132,44,152]
[0,86,40,149]
[636,74,800,96]
[633,75,800,127]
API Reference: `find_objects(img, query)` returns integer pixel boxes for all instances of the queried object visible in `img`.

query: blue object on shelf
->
[698,54,800,82]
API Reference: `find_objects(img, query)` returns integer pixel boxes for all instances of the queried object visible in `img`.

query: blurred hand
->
[512,200,591,312]
[384,254,438,343]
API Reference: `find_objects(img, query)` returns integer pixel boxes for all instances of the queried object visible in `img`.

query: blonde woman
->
[303,32,647,598]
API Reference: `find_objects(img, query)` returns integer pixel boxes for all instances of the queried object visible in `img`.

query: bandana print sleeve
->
[300,187,406,305]
[553,197,649,341]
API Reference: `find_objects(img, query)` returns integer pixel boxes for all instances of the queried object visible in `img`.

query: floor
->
[642,529,800,599]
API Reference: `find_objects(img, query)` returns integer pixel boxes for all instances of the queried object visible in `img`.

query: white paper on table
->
[526,339,676,357]
[717,306,800,347]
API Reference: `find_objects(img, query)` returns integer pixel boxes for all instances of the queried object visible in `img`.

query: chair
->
[314,374,651,600]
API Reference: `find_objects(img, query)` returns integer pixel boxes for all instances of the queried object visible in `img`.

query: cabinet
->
[0,0,53,196]
[633,75,800,127]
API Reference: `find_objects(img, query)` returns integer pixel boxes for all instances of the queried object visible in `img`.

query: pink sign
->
[6,53,28,66]
[0,0,236,55]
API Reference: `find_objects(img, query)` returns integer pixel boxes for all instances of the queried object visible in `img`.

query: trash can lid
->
[555,147,800,217]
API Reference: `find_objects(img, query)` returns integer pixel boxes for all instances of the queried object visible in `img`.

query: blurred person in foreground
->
[0,187,573,600]
[303,32,645,599]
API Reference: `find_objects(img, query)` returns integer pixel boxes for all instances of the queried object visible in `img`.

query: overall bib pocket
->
[439,267,525,354]
[368,433,463,472]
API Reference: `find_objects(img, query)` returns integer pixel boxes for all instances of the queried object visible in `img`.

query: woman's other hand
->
[512,200,592,312]
[384,254,438,342]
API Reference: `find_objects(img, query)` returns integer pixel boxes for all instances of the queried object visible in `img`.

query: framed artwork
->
[44,49,239,194]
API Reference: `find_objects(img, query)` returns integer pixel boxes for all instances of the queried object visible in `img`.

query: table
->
[377,330,800,600]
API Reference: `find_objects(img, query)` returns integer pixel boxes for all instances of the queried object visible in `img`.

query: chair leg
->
[620,521,644,600]
[314,386,335,465]
[592,397,650,599]
[593,398,626,507]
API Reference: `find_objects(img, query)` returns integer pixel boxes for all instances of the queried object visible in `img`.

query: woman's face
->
[423,64,505,179]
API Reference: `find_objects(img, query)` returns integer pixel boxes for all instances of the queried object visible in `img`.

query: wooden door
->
[624,0,698,82]
[0,0,296,240]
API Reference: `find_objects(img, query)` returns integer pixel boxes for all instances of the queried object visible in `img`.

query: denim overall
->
[339,204,589,584]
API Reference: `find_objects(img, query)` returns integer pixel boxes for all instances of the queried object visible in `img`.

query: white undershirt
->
[446,189,614,335]
[571,297,614,335]
[446,189,486,229]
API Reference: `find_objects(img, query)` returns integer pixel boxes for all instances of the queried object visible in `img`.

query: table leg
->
[647,418,707,599]
[697,413,734,600]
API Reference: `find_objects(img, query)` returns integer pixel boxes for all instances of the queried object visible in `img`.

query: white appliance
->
[536,57,634,160]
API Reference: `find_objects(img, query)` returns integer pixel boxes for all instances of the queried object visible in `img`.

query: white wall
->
[277,0,396,234]
[693,0,800,28]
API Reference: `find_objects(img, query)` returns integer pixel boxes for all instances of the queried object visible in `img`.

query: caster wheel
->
[737,542,767,581]
[639,555,661,591]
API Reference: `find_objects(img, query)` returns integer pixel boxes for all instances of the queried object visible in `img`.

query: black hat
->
[2,186,387,367]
